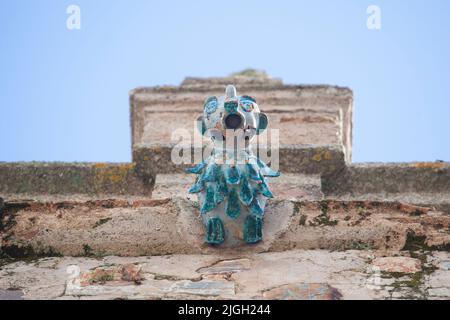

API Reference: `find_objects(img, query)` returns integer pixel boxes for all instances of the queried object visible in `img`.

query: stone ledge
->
[326,193,450,214]
[1,197,448,257]
[322,163,450,210]
[132,143,347,175]
[0,162,154,196]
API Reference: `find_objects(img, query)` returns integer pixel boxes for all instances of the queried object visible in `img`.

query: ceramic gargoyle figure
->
[186,85,280,246]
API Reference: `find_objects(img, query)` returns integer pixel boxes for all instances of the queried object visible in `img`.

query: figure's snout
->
[222,86,245,131]
[224,113,244,130]
[198,85,269,143]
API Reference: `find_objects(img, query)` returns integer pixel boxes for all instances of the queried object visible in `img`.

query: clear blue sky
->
[1,0,449,163]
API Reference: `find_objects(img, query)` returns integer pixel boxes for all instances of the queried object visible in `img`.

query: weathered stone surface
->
[65,263,234,298]
[168,280,235,297]
[372,257,422,273]
[268,200,449,253]
[229,250,368,297]
[427,287,450,298]
[262,283,342,300]
[0,198,205,257]
[139,254,219,281]
[1,249,447,300]
[322,163,450,212]
[1,197,448,257]
[151,174,195,201]
[326,193,450,215]
[270,174,323,201]
[0,258,69,299]
[78,263,143,285]
[426,252,450,298]
[0,162,154,196]
[198,259,251,276]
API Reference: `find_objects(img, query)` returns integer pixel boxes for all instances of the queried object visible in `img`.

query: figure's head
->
[197,85,268,146]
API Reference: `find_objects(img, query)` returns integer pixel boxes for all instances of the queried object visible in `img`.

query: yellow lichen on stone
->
[312,150,332,162]
[94,163,135,186]
[93,163,108,169]
[413,162,445,169]
[312,153,322,162]
[153,146,162,154]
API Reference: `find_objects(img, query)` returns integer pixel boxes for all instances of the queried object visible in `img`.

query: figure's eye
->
[240,96,256,112]
[240,99,254,112]
[204,96,218,114]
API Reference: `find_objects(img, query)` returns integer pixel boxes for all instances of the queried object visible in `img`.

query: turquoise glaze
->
[187,85,280,246]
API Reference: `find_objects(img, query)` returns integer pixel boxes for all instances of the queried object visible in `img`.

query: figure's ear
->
[196,115,207,135]
[256,113,268,135]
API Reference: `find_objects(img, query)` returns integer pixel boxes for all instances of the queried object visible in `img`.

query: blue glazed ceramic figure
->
[187,85,280,246]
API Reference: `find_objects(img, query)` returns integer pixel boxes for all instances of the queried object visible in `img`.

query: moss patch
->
[308,201,338,226]
[83,244,94,257]
[403,230,450,251]
[93,218,112,228]
[381,249,438,299]
[0,244,62,263]
[88,272,115,284]
[350,241,373,250]
[293,202,302,215]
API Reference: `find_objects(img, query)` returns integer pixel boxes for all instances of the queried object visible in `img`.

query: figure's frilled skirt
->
[187,156,279,246]
[198,192,268,245]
